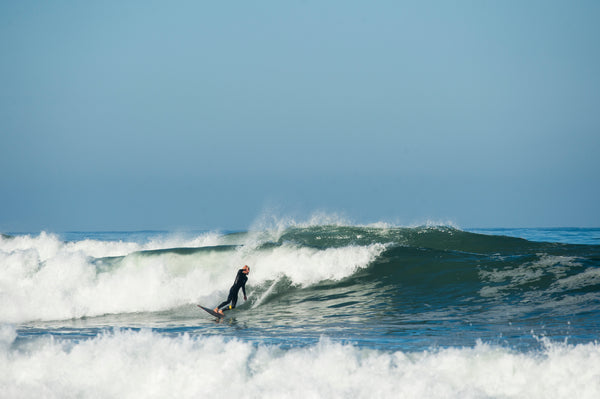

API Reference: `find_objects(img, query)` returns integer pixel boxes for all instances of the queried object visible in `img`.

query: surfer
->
[214,265,250,315]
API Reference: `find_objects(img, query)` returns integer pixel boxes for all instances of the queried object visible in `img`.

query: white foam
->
[1,331,599,399]
[0,231,224,260]
[246,243,386,287]
[554,267,600,291]
[0,324,16,350]
[479,254,582,297]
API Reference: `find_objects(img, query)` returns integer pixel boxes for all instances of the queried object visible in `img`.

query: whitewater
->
[1,223,600,398]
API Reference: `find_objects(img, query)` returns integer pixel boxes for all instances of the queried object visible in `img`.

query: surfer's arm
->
[242,284,247,299]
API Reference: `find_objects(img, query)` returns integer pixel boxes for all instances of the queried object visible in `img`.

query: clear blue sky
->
[1,1,599,231]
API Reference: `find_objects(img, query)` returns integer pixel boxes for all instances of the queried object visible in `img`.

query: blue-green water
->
[2,225,599,398]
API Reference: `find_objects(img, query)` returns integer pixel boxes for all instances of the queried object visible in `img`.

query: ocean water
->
[1,222,599,398]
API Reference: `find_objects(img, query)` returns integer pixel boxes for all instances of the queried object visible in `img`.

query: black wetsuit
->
[217,269,248,312]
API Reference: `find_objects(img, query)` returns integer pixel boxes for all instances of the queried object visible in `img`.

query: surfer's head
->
[242,265,250,274]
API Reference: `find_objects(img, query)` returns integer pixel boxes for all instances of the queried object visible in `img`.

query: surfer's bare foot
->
[213,308,219,313]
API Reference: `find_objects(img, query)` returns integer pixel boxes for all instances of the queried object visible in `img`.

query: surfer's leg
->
[215,300,229,311]
[221,294,239,313]
[216,289,236,312]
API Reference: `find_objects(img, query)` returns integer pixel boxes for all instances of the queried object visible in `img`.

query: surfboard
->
[197,305,224,318]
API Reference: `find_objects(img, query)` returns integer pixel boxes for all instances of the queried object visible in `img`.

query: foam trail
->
[251,279,279,309]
